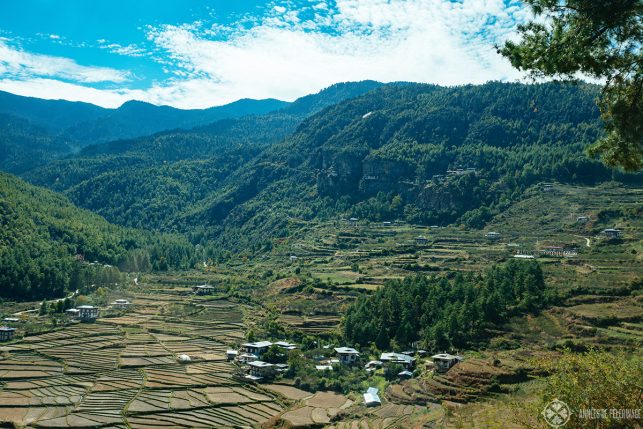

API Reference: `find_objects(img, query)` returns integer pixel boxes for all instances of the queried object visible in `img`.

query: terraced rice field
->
[0,291,287,428]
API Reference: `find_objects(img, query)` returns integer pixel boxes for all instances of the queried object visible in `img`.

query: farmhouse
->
[246,361,275,381]
[334,347,360,364]
[66,308,80,318]
[289,255,298,262]
[431,353,462,373]
[242,341,273,356]
[77,305,99,322]
[601,228,622,239]
[193,284,215,295]
[363,387,381,407]
[380,352,416,369]
[485,231,501,241]
[226,350,238,361]
[398,370,414,378]
[0,326,16,342]
[111,299,131,309]
[382,221,392,227]
[540,246,565,257]
[237,353,258,363]
[415,236,428,245]
[273,341,297,350]
[577,215,590,223]
[514,253,535,259]
[541,183,554,192]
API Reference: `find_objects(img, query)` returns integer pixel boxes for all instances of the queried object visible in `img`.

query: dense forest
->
[181,81,641,251]
[0,173,197,300]
[20,82,642,255]
[343,260,548,350]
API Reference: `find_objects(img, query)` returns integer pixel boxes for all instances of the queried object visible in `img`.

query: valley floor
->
[1,183,641,428]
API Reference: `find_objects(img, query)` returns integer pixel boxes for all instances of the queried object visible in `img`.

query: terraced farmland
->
[0,290,287,428]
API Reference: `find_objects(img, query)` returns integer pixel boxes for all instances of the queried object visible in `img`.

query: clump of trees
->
[343,260,549,350]
[499,0,642,171]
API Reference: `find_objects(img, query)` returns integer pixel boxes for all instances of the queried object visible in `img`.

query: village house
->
[380,352,416,369]
[0,326,16,342]
[363,387,381,407]
[193,284,215,295]
[242,341,273,356]
[273,341,297,351]
[226,350,238,361]
[349,217,359,226]
[382,221,392,227]
[334,347,360,365]
[66,308,80,318]
[246,361,275,381]
[289,255,298,262]
[431,353,462,373]
[577,215,590,223]
[601,228,622,239]
[415,236,428,245]
[540,246,565,257]
[237,353,258,364]
[541,183,554,192]
[514,253,536,259]
[111,299,131,310]
[485,231,501,241]
[77,305,99,322]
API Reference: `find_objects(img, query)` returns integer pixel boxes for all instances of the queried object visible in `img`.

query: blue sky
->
[0,0,529,108]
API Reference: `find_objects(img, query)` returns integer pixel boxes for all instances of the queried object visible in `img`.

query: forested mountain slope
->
[0,114,71,174]
[23,81,385,229]
[0,173,196,300]
[178,82,641,251]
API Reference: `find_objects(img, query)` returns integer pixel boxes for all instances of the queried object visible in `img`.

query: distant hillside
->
[0,90,288,147]
[178,82,641,250]
[20,81,641,255]
[0,114,71,174]
[0,173,195,300]
[23,81,387,229]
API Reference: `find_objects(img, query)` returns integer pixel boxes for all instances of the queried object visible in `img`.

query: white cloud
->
[0,39,131,83]
[0,1,532,108]
[97,40,148,57]
[141,0,529,107]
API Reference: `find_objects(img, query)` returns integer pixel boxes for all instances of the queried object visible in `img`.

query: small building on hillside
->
[431,353,462,373]
[77,305,99,322]
[66,308,80,318]
[242,341,273,356]
[273,341,297,351]
[226,350,238,361]
[289,255,298,263]
[601,228,622,239]
[334,347,360,365]
[237,353,258,364]
[485,231,501,241]
[577,215,590,223]
[514,253,536,259]
[349,217,359,226]
[382,221,392,227]
[246,361,275,381]
[363,387,381,407]
[0,326,16,342]
[541,183,554,192]
[380,352,416,369]
[111,299,131,310]
[415,236,428,245]
[193,284,215,295]
[540,246,565,257]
